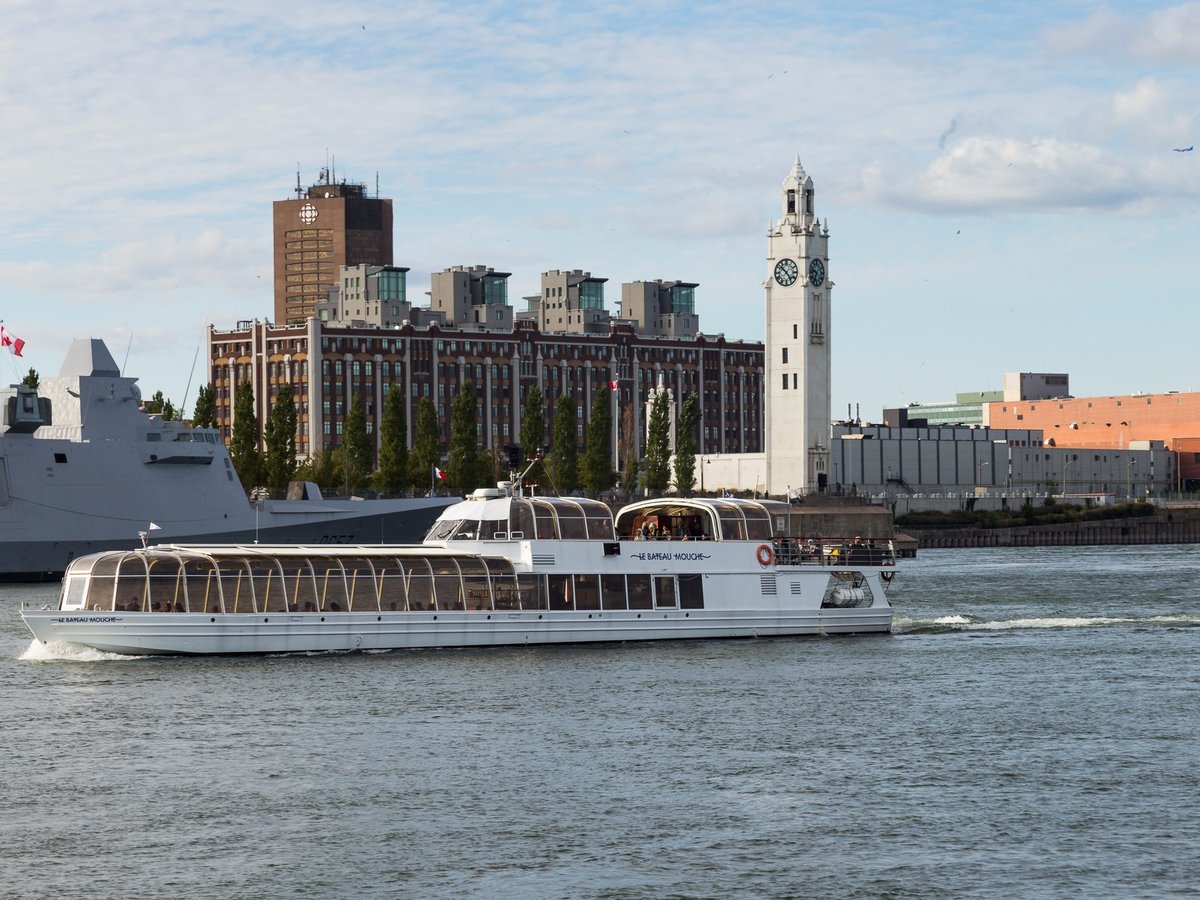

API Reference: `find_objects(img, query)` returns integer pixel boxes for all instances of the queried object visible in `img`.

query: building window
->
[782,348,788,364]
[782,375,788,390]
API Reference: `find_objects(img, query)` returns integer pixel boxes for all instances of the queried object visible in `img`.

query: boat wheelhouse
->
[22,487,896,655]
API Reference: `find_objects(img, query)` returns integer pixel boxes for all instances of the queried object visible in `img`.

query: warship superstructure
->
[0,339,452,579]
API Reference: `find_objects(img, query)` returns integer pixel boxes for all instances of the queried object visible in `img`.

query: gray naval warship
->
[0,338,455,580]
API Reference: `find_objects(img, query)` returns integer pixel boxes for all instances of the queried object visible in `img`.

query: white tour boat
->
[21,485,896,656]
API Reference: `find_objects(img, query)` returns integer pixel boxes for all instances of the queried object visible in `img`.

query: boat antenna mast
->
[513,452,545,498]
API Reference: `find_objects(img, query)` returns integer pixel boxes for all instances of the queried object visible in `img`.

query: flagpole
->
[431,463,435,496]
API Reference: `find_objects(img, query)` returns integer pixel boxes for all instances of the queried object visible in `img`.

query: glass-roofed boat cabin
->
[424,492,617,542]
[614,497,774,542]
[58,546,536,614]
[613,497,896,566]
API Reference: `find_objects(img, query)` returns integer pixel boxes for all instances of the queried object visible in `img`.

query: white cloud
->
[1045,3,1200,64]
[864,135,1200,213]
[0,230,263,301]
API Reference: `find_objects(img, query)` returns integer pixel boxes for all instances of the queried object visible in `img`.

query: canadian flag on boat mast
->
[434,466,447,480]
[0,324,25,357]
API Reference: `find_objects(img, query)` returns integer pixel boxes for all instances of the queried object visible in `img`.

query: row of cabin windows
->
[72,560,703,614]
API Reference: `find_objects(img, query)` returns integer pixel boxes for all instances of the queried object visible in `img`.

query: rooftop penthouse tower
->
[273,167,394,325]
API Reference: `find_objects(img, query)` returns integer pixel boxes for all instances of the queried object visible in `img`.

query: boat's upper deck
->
[424,489,823,544]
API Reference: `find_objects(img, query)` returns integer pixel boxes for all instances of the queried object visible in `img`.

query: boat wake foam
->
[19,640,147,662]
[896,613,1200,635]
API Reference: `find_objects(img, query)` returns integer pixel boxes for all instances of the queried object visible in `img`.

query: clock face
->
[774,258,798,286]
[808,258,825,287]
[299,203,318,225]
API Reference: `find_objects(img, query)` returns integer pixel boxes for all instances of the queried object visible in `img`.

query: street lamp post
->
[250,487,270,544]
[1062,456,1074,496]
[977,460,989,490]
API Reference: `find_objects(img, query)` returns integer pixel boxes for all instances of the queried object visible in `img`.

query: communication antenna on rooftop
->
[376,171,379,198]
[295,165,302,199]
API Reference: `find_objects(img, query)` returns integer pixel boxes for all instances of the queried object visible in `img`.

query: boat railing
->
[770,537,896,568]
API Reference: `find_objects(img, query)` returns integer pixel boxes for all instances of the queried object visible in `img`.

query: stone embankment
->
[909,509,1200,549]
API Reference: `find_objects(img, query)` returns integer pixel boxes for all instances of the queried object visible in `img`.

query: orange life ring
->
[756,544,774,566]
[881,571,895,583]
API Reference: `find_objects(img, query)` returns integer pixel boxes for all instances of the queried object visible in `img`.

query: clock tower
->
[765,156,831,496]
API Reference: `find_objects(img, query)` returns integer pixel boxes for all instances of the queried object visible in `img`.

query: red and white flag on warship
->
[609,379,618,390]
[0,325,24,357]
[434,466,447,480]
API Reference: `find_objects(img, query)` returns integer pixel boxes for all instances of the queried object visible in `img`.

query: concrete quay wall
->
[910,511,1200,549]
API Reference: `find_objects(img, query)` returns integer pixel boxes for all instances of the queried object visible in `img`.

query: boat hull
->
[21,607,893,656]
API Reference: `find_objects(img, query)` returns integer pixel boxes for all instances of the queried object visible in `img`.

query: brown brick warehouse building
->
[208,318,764,476]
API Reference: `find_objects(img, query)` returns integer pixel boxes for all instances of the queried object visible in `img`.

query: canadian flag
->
[434,466,447,480]
[0,325,24,357]
[609,380,618,390]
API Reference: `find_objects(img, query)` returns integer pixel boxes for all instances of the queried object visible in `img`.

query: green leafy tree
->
[21,367,38,388]
[409,396,441,492]
[582,384,615,496]
[264,383,298,491]
[520,385,546,487]
[229,380,266,489]
[619,404,639,495]
[643,391,672,495]
[192,383,217,428]
[375,386,409,495]
[145,390,166,415]
[548,393,578,494]
[673,393,700,496]
[343,393,373,494]
[447,381,482,493]
[162,398,177,422]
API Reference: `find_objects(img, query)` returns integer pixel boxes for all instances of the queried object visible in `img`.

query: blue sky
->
[1,1,1197,420]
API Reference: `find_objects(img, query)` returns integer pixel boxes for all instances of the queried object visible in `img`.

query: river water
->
[1,545,1196,898]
